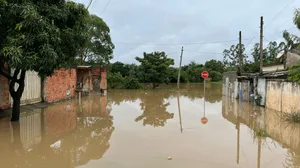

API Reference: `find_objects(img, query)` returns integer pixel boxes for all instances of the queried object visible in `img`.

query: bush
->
[284,112,300,123]
[107,72,124,89]
[122,76,143,89]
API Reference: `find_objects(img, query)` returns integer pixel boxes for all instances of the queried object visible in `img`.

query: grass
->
[284,112,300,123]
[254,129,268,138]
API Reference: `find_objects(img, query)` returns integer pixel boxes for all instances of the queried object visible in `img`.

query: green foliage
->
[0,0,89,77]
[254,129,268,138]
[107,72,123,89]
[78,14,114,66]
[223,44,248,71]
[136,52,174,89]
[210,71,222,82]
[288,62,300,84]
[123,76,143,89]
[185,61,205,83]
[284,112,300,123]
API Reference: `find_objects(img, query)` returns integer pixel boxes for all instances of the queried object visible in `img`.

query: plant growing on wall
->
[0,0,89,121]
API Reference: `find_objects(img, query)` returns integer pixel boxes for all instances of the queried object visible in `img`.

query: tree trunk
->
[11,96,21,121]
[9,70,26,122]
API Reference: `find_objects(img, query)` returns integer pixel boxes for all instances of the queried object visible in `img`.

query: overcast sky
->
[74,0,300,66]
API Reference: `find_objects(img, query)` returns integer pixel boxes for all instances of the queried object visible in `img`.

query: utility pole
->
[177,46,184,90]
[260,16,264,74]
[238,31,242,76]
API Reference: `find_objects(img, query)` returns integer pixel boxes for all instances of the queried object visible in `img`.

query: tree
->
[0,0,89,121]
[223,44,248,72]
[204,59,224,73]
[136,52,174,89]
[185,61,204,83]
[107,72,123,89]
[78,14,114,66]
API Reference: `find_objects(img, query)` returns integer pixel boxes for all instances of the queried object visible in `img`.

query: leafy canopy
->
[79,14,114,65]
[0,0,89,77]
[136,52,174,88]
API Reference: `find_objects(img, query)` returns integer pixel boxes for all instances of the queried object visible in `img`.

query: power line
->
[114,38,253,46]
[184,50,223,54]
[264,0,296,28]
[245,0,296,51]
[101,0,112,15]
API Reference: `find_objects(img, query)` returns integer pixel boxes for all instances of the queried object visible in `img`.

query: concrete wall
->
[266,81,300,113]
[43,68,77,103]
[262,64,284,72]
[222,71,237,97]
[257,78,266,106]
[286,51,300,67]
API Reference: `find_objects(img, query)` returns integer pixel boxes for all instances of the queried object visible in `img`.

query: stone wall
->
[266,81,300,113]
[0,68,10,110]
[43,68,77,103]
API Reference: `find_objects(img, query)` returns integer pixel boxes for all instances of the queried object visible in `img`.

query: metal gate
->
[10,70,42,105]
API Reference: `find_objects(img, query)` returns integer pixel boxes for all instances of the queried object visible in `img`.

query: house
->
[0,66,106,112]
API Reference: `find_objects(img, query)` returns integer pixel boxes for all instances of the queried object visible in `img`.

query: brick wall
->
[100,68,107,90]
[0,67,11,110]
[44,68,76,103]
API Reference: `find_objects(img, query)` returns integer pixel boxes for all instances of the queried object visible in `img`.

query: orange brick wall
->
[44,68,76,103]
[0,68,11,110]
[100,68,107,90]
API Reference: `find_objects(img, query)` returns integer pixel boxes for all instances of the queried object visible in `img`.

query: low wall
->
[43,68,77,103]
[0,67,10,110]
[0,76,10,110]
[266,81,300,113]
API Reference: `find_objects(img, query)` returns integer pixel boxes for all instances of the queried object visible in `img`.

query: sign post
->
[201,71,209,124]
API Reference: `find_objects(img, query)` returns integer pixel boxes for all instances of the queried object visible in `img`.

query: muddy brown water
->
[0,83,300,168]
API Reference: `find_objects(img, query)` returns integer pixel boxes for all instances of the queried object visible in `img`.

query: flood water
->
[0,83,300,168]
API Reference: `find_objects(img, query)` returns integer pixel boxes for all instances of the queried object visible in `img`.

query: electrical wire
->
[264,0,296,28]
[113,38,253,46]
[245,0,296,51]
[101,0,112,15]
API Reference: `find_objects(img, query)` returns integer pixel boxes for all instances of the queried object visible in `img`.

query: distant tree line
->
[107,52,225,89]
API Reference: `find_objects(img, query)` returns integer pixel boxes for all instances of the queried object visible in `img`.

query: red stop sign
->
[201,117,208,124]
[201,71,209,79]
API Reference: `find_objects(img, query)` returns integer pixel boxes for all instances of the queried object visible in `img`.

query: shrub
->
[122,76,143,89]
[284,112,300,123]
[107,72,124,89]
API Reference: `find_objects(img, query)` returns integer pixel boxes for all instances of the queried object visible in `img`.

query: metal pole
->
[204,79,206,117]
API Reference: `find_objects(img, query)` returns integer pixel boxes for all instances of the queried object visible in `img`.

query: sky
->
[74,0,300,66]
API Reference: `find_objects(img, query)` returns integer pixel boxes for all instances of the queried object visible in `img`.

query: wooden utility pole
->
[238,31,242,76]
[177,46,184,89]
[260,16,264,74]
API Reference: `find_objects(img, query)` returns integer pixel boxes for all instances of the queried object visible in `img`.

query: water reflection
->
[222,96,300,168]
[0,95,114,168]
[135,91,174,127]
[108,83,223,105]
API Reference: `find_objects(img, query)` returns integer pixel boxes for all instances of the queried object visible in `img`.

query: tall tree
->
[0,0,88,121]
[136,52,174,89]
[78,14,114,65]
[223,44,248,71]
